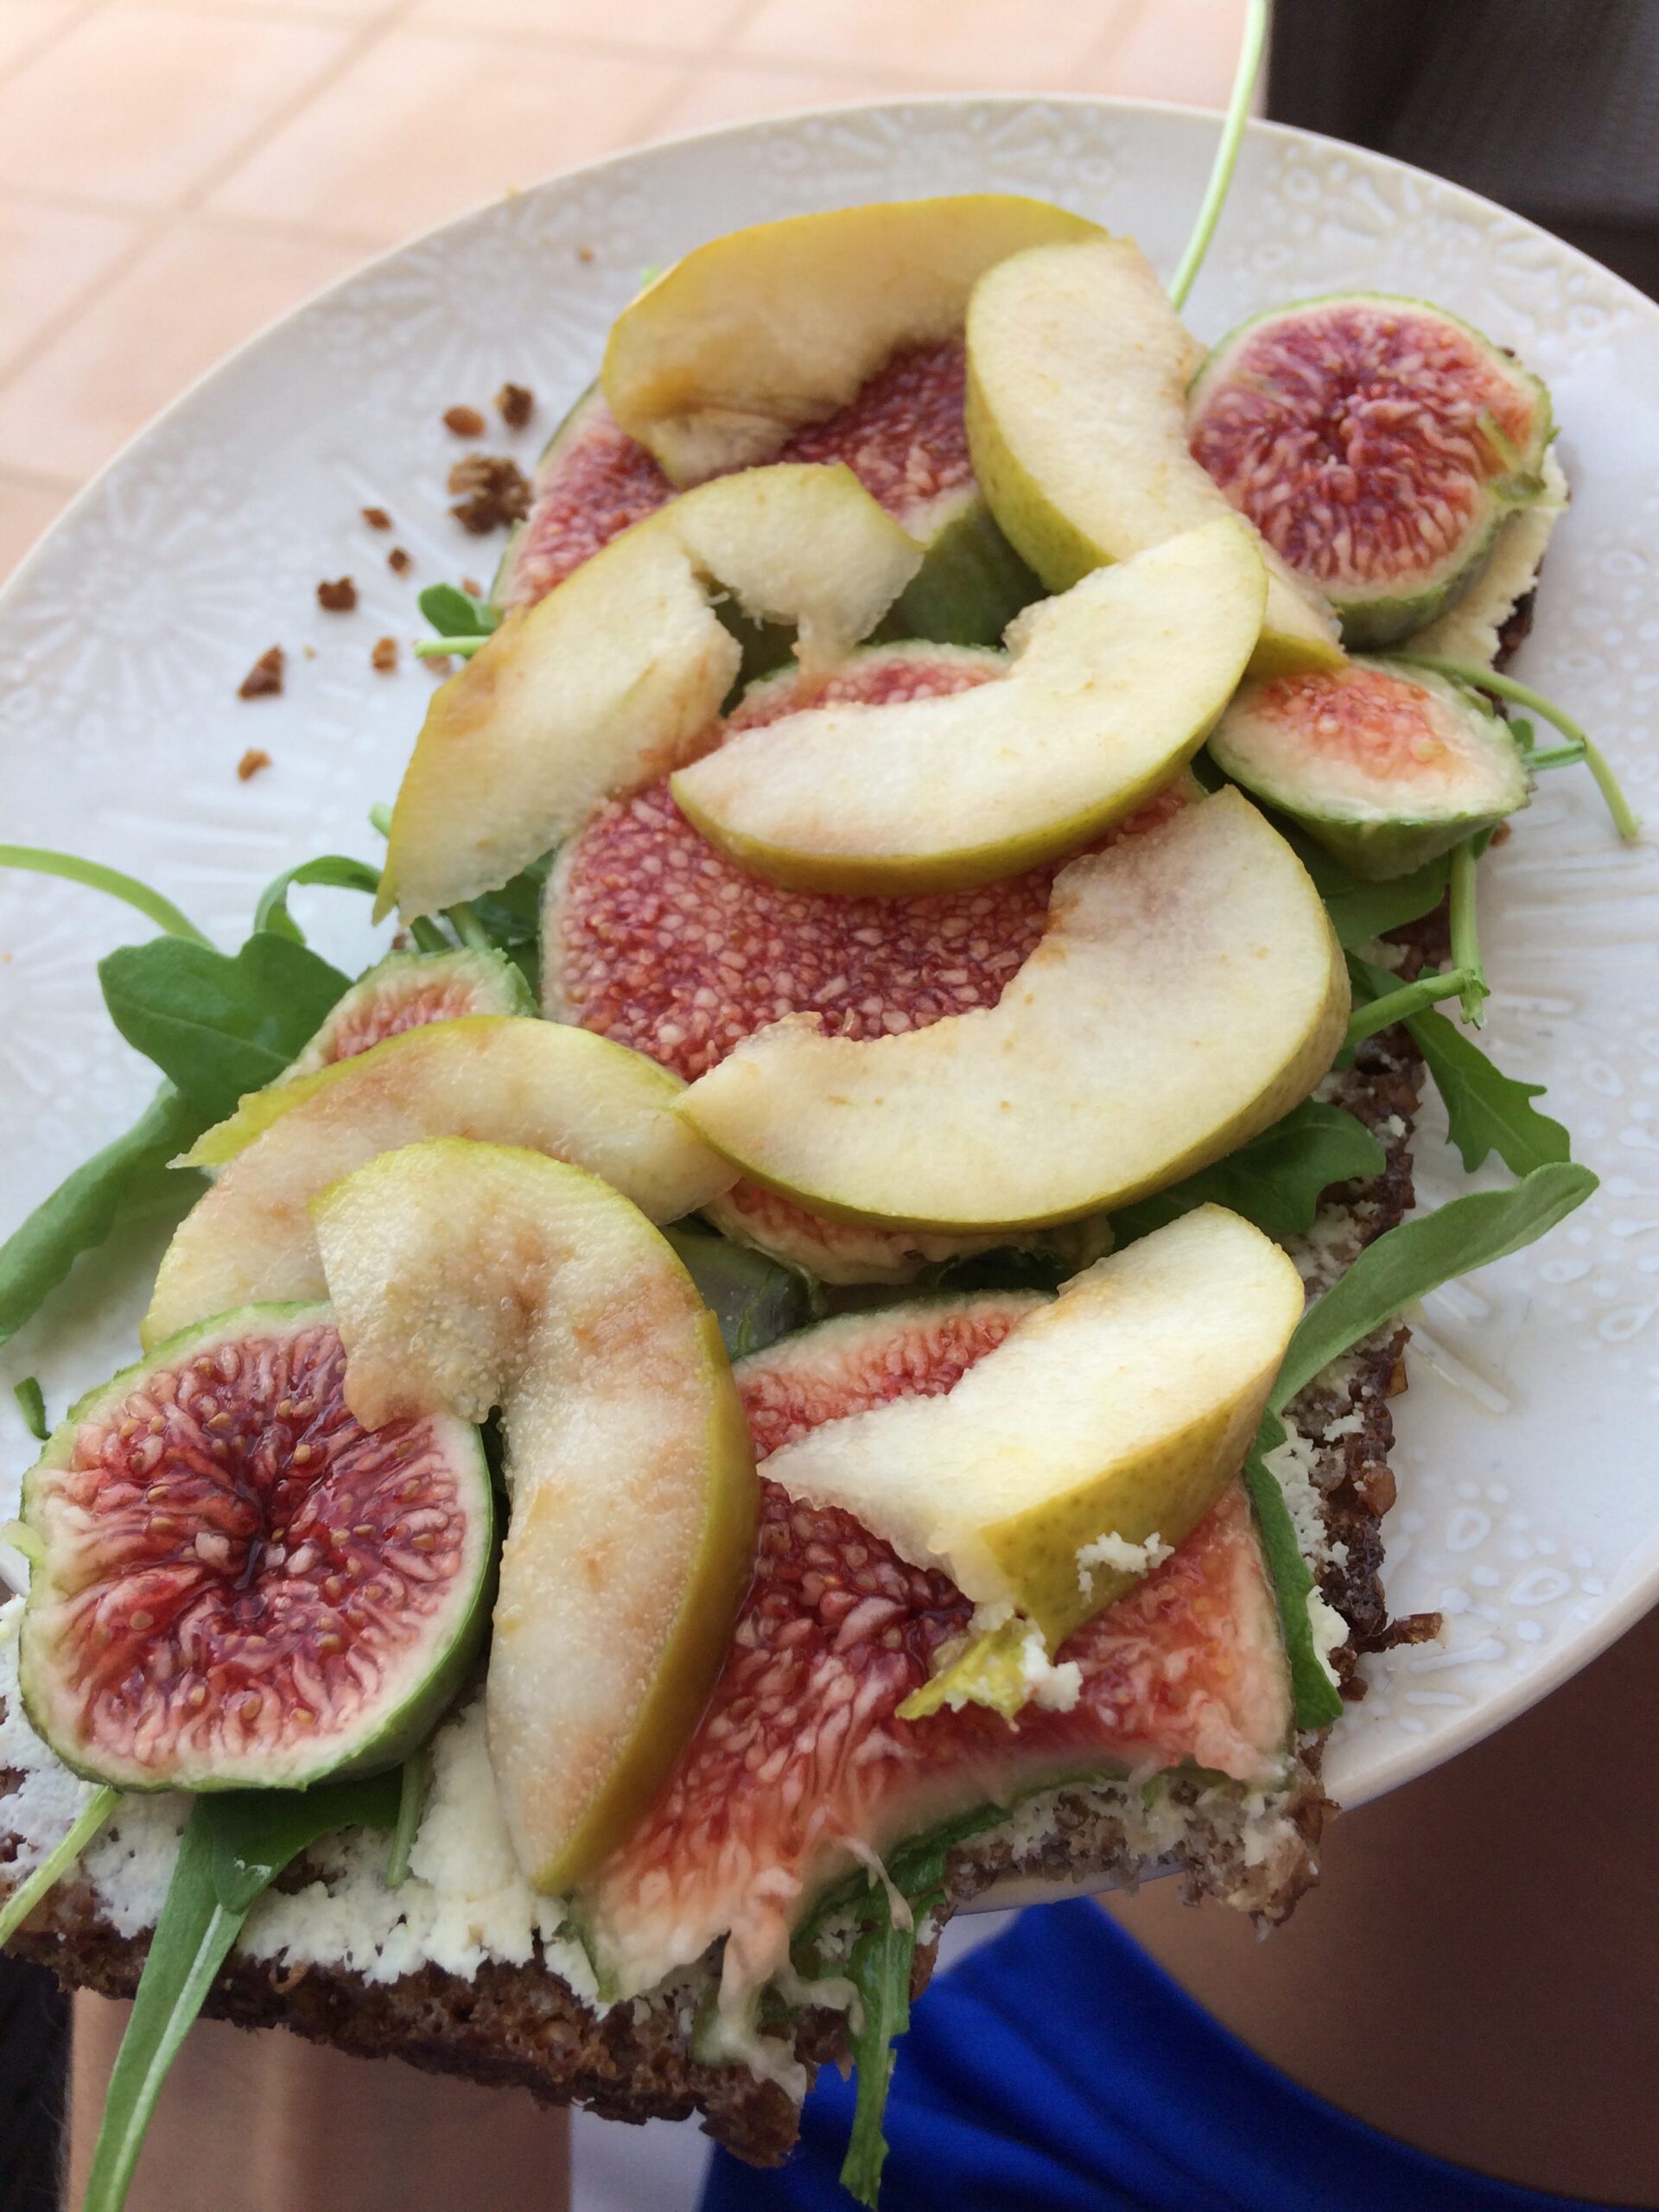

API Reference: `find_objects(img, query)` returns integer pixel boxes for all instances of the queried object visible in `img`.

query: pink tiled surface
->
[0,0,1249,586]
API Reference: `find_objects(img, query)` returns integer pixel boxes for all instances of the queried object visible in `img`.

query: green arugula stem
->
[1388,655,1642,842]
[385,1748,430,1890]
[1166,0,1268,310]
[0,1785,118,1949]
[1343,966,1472,1051]
[0,848,211,948]
[443,902,493,953]
[13,1376,48,1442]
[1527,743,1587,769]
[368,802,394,839]
[408,916,450,955]
[414,635,485,660]
[1447,842,1488,1027]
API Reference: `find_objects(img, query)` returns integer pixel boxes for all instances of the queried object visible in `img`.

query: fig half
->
[20,1305,493,1792]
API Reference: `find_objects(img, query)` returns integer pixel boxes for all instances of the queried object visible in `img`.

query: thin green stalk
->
[1388,655,1642,842]
[0,1786,118,1948]
[385,1747,430,1890]
[443,902,493,953]
[1448,842,1488,1028]
[1344,967,1472,1052]
[414,635,485,660]
[0,848,211,947]
[1527,743,1586,769]
[368,802,394,839]
[408,916,450,955]
[1166,0,1269,310]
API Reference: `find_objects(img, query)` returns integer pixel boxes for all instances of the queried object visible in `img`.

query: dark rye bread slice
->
[0,1027,1431,2168]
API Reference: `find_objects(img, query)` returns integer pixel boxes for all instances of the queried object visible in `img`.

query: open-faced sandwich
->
[0,176,1630,2212]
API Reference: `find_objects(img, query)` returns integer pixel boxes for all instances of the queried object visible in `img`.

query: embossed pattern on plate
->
[1,100,1656,1813]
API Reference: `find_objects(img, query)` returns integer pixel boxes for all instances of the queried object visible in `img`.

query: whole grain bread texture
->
[0,1027,1431,2166]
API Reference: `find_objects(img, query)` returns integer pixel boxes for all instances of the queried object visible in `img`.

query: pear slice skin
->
[677,789,1348,1233]
[379,463,921,922]
[965,238,1344,680]
[143,1016,735,1349]
[602,194,1106,486]
[670,518,1265,894]
[759,1204,1304,1648]
[314,1139,757,1893]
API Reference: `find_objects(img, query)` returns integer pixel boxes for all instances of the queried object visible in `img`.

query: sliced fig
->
[1188,293,1553,649]
[578,1294,1292,2020]
[283,947,533,1080]
[495,353,1038,652]
[543,641,1186,1281]
[19,1305,493,1792]
[1208,658,1530,880]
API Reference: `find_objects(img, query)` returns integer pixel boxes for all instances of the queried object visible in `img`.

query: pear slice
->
[314,1139,757,1891]
[143,1016,734,1348]
[671,518,1264,894]
[965,238,1344,679]
[602,195,1104,486]
[379,463,921,922]
[677,789,1347,1232]
[760,1205,1302,1649]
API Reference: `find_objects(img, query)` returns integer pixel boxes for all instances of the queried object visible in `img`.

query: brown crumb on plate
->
[495,381,534,429]
[371,636,398,673]
[448,453,530,535]
[461,576,483,597]
[425,655,453,677]
[238,645,284,699]
[388,546,411,574]
[577,245,594,264]
[237,747,272,781]
[443,404,486,438]
[317,576,357,613]
[361,505,391,530]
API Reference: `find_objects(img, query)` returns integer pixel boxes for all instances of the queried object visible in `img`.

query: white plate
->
[1,98,1656,1813]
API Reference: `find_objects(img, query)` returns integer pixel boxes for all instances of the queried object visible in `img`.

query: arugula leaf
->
[1271,1161,1596,1414]
[466,849,557,953]
[12,1376,48,1441]
[1351,957,1569,1175]
[99,933,349,1121]
[1111,1099,1385,1247]
[0,846,211,948]
[254,854,382,944]
[85,1776,399,2212]
[1260,821,1451,952]
[1244,1416,1344,1732]
[417,582,499,639]
[0,1084,207,1351]
[385,1748,430,1891]
[664,1225,823,1357]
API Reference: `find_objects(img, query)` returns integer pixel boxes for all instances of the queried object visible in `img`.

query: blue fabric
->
[700,1899,1620,2212]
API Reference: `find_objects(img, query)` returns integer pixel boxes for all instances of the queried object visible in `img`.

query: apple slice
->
[677,789,1347,1231]
[760,1205,1302,1649]
[965,238,1344,678]
[143,1016,734,1348]
[379,463,921,921]
[314,1139,757,1891]
[671,518,1264,893]
[602,194,1104,485]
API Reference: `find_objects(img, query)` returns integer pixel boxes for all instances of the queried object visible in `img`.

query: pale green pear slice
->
[760,1205,1303,1649]
[677,789,1347,1232]
[671,518,1265,894]
[965,238,1344,679]
[314,1139,757,1891]
[143,1017,734,1349]
[379,463,921,922]
[602,194,1105,485]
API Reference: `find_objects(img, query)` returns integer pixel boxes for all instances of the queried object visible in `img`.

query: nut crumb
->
[443,404,486,437]
[448,453,530,535]
[238,645,284,699]
[576,245,594,264]
[302,645,316,660]
[461,576,483,598]
[1489,821,1513,848]
[388,545,411,574]
[425,654,453,677]
[361,505,391,530]
[495,381,534,429]
[238,747,272,781]
[371,636,398,673]
[317,576,357,613]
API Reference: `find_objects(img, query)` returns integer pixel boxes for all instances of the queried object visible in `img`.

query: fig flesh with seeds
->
[578,1293,1293,2031]
[19,1305,493,1792]
[280,946,533,1081]
[1188,293,1552,650]
[1208,658,1531,880]
[314,1139,757,1894]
